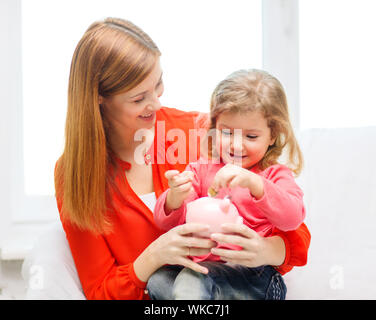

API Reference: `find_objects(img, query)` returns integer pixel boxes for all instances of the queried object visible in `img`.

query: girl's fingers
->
[211,167,236,193]
[174,181,193,193]
[168,171,194,188]
[228,175,241,189]
[165,170,180,180]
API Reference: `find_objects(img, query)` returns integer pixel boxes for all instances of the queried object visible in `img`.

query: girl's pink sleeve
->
[252,165,306,231]
[153,162,203,231]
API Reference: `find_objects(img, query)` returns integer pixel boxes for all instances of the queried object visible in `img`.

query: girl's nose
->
[231,130,244,154]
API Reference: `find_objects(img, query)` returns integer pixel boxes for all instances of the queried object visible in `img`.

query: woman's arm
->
[134,223,216,281]
[209,222,310,275]
[271,223,311,275]
[61,218,148,300]
[210,223,285,267]
[62,217,216,299]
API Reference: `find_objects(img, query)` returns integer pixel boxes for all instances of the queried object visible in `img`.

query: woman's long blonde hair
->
[207,69,303,176]
[55,18,160,234]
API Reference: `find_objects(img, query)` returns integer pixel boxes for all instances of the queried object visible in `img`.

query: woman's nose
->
[145,97,161,113]
[150,93,162,111]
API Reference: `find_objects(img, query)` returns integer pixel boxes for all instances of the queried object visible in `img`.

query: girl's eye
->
[221,130,232,136]
[246,135,258,139]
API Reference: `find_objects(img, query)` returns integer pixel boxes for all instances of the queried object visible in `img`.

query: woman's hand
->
[210,164,264,199]
[210,223,286,268]
[165,170,194,212]
[138,223,216,280]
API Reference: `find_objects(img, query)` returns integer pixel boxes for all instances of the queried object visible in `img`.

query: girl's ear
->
[269,134,277,146]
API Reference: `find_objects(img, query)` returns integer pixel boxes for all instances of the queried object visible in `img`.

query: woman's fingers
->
[210,247,259,268]
[219,223,258,239]
[175,223,210,236]
[184,236,217,249]
[188,247,212,257]
[210,233,246,247]
[179,257,209,274]
[210,247,251,260]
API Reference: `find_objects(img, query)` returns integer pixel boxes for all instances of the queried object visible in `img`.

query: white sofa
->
[284,126,376,299]
[22,127,376,299]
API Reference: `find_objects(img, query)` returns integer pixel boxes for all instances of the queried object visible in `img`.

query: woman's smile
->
[138,111,156,122]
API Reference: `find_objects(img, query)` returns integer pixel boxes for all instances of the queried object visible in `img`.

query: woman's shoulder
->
[157,107,209,130]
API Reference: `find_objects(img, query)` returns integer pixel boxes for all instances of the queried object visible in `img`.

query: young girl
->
[147,69,306,300]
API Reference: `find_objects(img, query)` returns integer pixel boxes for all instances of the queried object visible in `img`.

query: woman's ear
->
[99,95,104,105]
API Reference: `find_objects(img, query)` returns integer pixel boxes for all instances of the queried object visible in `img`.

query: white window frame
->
[262,0,299,129]
[0,0,299,259]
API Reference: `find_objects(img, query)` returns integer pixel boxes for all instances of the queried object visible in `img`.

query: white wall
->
[0,0,24,298]
[0,0,22,244]
[0,0,300,299]
[262,0,299,129]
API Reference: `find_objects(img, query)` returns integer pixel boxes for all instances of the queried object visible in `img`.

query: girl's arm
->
[249,164,306,231]
[211,163,305,231]
[153,163,202,231]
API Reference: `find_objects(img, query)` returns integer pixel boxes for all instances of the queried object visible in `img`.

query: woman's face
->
[100,59,164,138]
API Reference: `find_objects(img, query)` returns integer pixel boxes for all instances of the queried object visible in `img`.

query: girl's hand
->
[149,223,217,275]
[210,164,264,199]
[210,223,286,267]
[165,170,194,212]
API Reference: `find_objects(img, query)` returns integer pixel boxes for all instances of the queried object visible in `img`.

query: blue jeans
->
[146,262,286,300]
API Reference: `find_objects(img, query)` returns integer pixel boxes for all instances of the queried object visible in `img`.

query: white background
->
[21,0,262,196]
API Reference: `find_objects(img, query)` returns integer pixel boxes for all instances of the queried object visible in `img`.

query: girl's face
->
[100,59,164,136]
[215,110,276,169]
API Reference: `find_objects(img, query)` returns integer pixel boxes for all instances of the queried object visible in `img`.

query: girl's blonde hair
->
[55,18,160,234]
[207,69,303,176]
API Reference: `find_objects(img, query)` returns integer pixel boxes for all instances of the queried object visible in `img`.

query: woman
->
[54,17,310,300]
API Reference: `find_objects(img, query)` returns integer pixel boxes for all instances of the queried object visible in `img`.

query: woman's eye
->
[134,97,144,103]
[221,130,232,135]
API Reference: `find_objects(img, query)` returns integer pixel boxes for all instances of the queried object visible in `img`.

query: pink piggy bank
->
[185,197,243,238]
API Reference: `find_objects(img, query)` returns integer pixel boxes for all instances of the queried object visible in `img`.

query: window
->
[20,0,262,219]
[299,0,376,129]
